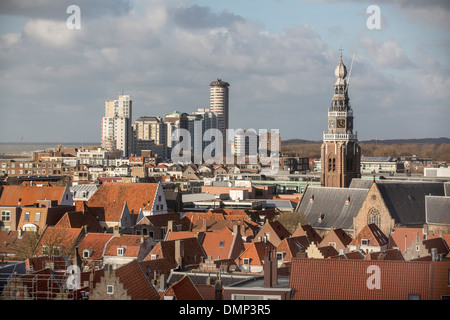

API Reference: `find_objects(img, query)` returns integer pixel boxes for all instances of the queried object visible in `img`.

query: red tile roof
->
[0,185,68,206]
[103,234,147,258]
[350,223,389,247]
[161,274,203,300]
[113,260,160,300]
[289,258,450,300]
[236,241,275,266]
[388,227,425,253]
[36,226,84,256]
[76,233,115,260]
[86,183,160,222]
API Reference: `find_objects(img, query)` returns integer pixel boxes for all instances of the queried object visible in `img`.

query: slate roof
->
[296,186,369,231]
[376,182,444,226]
[348,178,373,189]
[425,195,450,225]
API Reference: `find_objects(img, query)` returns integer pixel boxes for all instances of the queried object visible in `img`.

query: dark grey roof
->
[376,182,444,226]
[348,178,373,189]
[296,186,369,231]
[425,196,450,225]
[361,157,393,162]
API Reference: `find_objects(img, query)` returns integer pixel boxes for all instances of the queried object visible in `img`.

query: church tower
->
[321,53,361,188]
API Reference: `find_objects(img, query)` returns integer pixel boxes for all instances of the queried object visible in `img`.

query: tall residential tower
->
[210,78,230,142]
[101,95,133,157]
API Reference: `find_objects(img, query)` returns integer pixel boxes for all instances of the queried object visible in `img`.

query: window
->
[361,239,369,246]
[243,258,250,265]
[107,285,114,295]
[219,241,225,247]
[83,250,90,258]
[1,211,10,221]
[408,294,420,300]
[35,212,41,222]
[117,247,124,256]
[367,207,381,228]
[276,252,284,260]
[24,212,30,222]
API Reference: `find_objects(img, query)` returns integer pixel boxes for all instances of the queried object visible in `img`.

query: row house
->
[0,160,64,177]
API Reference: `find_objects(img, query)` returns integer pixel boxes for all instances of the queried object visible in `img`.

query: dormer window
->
[117,247,125,256]
[219,241,225,248]
[318,213,325,222]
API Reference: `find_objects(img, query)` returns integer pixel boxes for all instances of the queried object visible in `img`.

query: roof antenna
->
[345,50,356,94]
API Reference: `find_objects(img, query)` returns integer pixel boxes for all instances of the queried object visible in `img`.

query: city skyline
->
[0,0,449,143]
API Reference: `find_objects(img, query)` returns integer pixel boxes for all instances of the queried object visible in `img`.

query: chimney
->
[89,269,95,290]
[263,246,278,288]
[233,223,240,235]
[168,220,175,233]
[113,225,121,237]
[175,240,184,270]
[159,274,167,292]
[214,279,223,300]
[431,248,438,261]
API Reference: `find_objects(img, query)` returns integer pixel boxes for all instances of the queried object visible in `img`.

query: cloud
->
[360,38,415,69]
[0,0,133,20]
[0,1,448,142]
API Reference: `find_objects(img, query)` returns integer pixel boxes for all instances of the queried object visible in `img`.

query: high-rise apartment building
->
[320,54,361,188]
[101,95,133,157]
[210,79,230,142]
[165,111,188,149]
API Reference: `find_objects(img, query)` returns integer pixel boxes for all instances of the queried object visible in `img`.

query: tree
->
[276,211,309,234]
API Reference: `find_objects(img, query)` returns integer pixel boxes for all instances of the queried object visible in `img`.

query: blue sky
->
[0,0,449,143]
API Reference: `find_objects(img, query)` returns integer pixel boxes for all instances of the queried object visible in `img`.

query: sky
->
[0,0,449,143]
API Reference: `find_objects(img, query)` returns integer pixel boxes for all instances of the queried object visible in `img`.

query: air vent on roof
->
[318,213,325,222]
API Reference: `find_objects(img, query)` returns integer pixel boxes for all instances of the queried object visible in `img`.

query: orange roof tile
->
[36,226,84,256]
[388,227,426,253]
[161,275,203,300]
[0,185,68,206]
[103,234,147,257]
[350,224,389,247]
[290,258,450,300]
[114,260,160,300]
[236,241,275,266]
[76,233,114,260]
[86,183,160,222]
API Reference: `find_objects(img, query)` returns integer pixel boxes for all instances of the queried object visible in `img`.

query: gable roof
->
[86,183,160,222]
[113,260,160,300]
[103,234,148,258]
[76,233,114,260]
[349,224,389,247]
[36,226,85,257]
[145,237,205,267]
[296,186,369,231]
[54,211,104,233]
[376,181,444,226]
[200,231,245,261]
[292,224,323,244]
[388,227,426,253]
[161,274,203,300]
[320,228,353,248]
[0,185,69,206]
[236,241,275,266]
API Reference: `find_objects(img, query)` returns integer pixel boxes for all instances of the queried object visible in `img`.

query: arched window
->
[367,207,381,228]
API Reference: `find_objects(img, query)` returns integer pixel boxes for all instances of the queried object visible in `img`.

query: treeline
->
[281,142,450,162]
